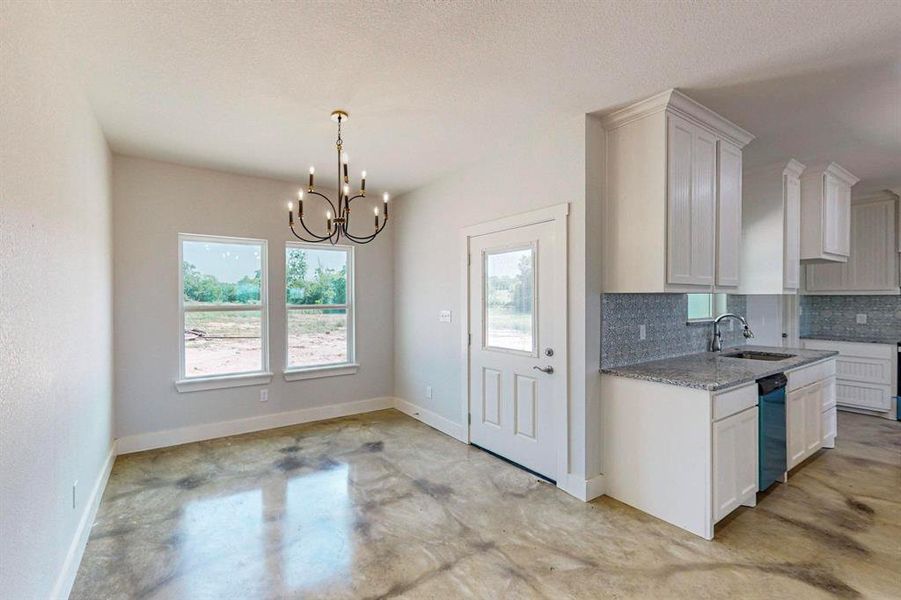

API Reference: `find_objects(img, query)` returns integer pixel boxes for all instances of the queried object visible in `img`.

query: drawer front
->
[713,383,758,421]
[836,356,892,385]
[788,359,836,391]
[836,381,892,411]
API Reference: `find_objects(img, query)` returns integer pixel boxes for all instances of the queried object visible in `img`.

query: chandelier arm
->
[289,223,327,243]
[296,216,333,241]
[306,190,338,216]
[342,218,388,244]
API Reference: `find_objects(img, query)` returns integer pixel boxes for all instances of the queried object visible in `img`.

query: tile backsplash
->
[601,294,748,368]
[800,295,901,341]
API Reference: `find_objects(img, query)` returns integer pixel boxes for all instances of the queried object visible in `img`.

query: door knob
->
[532,365,554,374]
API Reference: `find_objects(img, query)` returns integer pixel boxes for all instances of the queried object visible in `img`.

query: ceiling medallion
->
[286,110,388,245]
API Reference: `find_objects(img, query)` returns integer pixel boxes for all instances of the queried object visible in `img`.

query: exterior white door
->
[468,220,561,480]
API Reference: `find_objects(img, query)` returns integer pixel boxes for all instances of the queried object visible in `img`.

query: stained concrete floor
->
[71,410,900,599]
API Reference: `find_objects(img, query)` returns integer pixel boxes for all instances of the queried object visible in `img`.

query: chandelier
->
[287,110,388,245]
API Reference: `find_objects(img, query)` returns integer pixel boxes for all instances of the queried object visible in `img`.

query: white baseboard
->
[393,397,467,442]
[51,441,117,600]
[558,473,605,502]
[116,396,395,454]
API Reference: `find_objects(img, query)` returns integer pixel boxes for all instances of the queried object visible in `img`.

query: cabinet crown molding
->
[851,190,899,204]
[783,159,806,178]
[600,88,755,148]
[804,162,860,187]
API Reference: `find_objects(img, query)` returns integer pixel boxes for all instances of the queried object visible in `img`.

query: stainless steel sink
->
[721,351,795,361]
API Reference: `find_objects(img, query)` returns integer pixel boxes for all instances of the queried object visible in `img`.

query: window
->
[484,245,536,353]
[687,293,727,322]
[177,234,269,390]
[285,243,355,377]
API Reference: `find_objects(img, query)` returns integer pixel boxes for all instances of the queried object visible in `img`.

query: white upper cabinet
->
[738,160,804,294]
[800,163,859,263]
[804,191,900,294]
[601,89,755,293]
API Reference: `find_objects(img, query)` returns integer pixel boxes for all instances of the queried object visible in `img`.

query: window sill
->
[284,363,359,381]
[175,372,274,393]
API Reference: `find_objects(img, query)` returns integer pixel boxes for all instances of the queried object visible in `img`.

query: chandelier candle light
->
[287,110,389,245]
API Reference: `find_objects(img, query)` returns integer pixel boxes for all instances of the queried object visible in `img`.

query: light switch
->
[856,314,867,324]
[439,310,452,323]
[639,324,646,340]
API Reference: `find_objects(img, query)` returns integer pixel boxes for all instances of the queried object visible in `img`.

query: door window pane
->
[286,247,348,305]
[183,241,262,305]
[287,309,348,367]
[485,247,534,352]
[184,310,262,376]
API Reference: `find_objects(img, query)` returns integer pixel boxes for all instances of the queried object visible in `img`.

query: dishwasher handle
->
[757,373,787,396]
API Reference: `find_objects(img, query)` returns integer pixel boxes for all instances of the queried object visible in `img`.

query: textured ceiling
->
[53,0,900,194]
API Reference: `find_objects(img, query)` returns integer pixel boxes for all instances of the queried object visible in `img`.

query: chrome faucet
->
[711,313,755,352]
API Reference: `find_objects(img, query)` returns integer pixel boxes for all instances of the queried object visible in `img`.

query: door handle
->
[532,365,554,374]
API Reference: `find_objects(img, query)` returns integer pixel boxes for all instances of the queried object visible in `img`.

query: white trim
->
[51,442,117,600]
[600,89,755,148]
[284,363,359,381]
[557,473,606,502]
[459,203,570,487]
[284,242,356,371]
[394,397,467,442]
[116,396,394,454]
[175,371,273,392]
[178,233,270,382]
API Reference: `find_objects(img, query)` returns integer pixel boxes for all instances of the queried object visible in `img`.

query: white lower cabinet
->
[787,374,836,470]
[713,406,758,522]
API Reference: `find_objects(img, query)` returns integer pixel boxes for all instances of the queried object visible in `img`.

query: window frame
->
[283,241,357,380]
[686,292,728,323]
[176,233,271,392]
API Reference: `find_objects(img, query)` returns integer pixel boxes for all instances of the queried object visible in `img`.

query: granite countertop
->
[600,345,838,392]
[800,334,900,345]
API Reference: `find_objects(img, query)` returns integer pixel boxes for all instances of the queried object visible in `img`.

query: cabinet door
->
[713,406,758,523]
[787,387,807,469]
[848,200,898,291]
[838,183,852,256]
[804,382,823,454]
[822,407,837,445]
[716,141,742,287]
[667,114,715,287]
[783,174,801,290]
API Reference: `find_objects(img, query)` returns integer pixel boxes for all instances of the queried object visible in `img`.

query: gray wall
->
[393,112,602,486]
[1,3,114,597]
[601,294,748,368]
[112,156,394,439]
[800,295,901,342]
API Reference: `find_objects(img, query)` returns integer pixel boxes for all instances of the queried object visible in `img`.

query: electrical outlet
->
[426,385,432,399]
[639,324,646,341]
[439,310,452,323]
[856,314,867,324]
[260,389,268,402]
[72,481,78,510]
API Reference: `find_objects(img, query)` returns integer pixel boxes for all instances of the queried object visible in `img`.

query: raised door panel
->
[691,128,718,286]
[736,407,759,499]
[713,412,739,522]
[838,184,852,256]
[786,387,807,469]
[716,141,742,287]
[804,382,823,454]
[667,114,696,285]
[784,174,801,289]
[823,174,842,255]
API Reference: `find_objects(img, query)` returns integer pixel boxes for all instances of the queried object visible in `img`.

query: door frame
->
[460,203,569,484]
